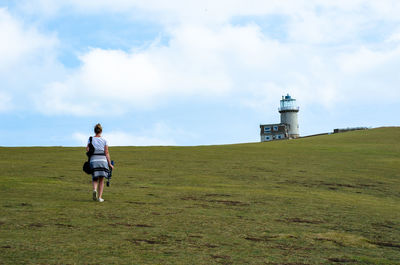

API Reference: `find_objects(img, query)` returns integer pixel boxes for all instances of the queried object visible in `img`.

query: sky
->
[0,0,399,146]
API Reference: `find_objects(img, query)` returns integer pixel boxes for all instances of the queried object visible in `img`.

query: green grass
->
[1,127,400,264]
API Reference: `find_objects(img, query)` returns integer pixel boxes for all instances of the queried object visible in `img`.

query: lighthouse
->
[260,94,300,142]
[279,94,299,139]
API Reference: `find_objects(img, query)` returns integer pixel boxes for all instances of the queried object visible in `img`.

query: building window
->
[265,136,271,141]
[264,127,271,132]
[277,135,281,139]
[273,126,278,131]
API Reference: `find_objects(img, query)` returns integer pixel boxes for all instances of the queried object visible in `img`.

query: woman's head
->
[94,123,102,135]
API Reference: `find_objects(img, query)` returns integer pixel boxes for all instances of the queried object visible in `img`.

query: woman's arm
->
[86,137,90,152]
[105,145,114,169]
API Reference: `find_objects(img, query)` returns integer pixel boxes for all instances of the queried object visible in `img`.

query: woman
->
[86,123,114,202]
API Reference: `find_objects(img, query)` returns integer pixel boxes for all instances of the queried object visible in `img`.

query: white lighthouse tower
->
[279,94,299,138]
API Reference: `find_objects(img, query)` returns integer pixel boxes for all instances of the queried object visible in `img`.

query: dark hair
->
[94,123,102,134]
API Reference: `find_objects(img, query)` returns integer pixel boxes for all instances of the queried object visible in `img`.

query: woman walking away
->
[87,123,114,202]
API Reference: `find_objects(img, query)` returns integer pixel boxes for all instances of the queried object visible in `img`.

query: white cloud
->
[37,24,266,115]
[0,8,57,70]
[387,32,400,43]
[335,45,400,104]
[35,15,400,116]
[104,131,175,146]
[338,46,400,74]
[17,0,400,25]
[287,9,367,44]
[3,1,400,118]
[241,82,285,112]
[0,8,60,113]
[72,122,181,146]
[14,0,400,49]
[17,0,300,22]
[72,131,175,146]
[35,82,98,116]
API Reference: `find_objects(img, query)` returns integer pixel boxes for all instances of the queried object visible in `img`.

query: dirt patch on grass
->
[126,237,165,245]
[55,223,74,228]
[204,193,231,197]
[193,203,212,209]
[332,183,357,188]
[358,183,376,188]
[29,223,44,228]
[319,182,380,191]
[264,262,310,265]
[312,232,373,248]
[135,224,154,228]
[314,237,345,246]
[278,218,324,224]
[110,223,154,228]
[188,235,203,238]
[371,221,396,229]
[208,200,249,206]
[328,257,356,263]
[279,180,378,191]
[181,195,248,206]
[126,201,146,204]
[127,238,160,245]
[368,241,400,249]
[210,254,231,264]
[244,235,279,242]
[20,202,32,207]
[244,236,266,242]
[1,245,11,249]
[125,201,160,205]
[211,254,230,259]
[287,217,323,224]
[204,243,218,248]
[110,222,133,227]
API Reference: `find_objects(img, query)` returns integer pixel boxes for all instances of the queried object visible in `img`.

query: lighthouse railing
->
[279,106,299,111]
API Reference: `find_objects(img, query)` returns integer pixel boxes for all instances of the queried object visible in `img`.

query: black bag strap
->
[87,136,106,158]
[86,136,94,160]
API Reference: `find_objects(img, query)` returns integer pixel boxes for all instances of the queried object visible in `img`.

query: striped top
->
[88,136,108,162]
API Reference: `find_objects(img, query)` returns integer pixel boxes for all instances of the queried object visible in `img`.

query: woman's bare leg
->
[98,177,104,199]
[92,180,98,191]
[92,179,99,201]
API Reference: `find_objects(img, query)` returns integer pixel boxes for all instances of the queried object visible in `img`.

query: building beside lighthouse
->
[260,94,300,142]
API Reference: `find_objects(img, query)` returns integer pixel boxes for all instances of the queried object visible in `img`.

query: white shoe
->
[92,190,97,201]
[98,198,104,202]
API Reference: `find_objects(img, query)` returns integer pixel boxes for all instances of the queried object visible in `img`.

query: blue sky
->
[0,0,399,146]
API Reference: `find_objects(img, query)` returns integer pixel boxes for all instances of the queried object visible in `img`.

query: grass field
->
[1,127,399,264]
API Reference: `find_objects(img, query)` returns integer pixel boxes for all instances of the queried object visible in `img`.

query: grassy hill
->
[1,127,399,264]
